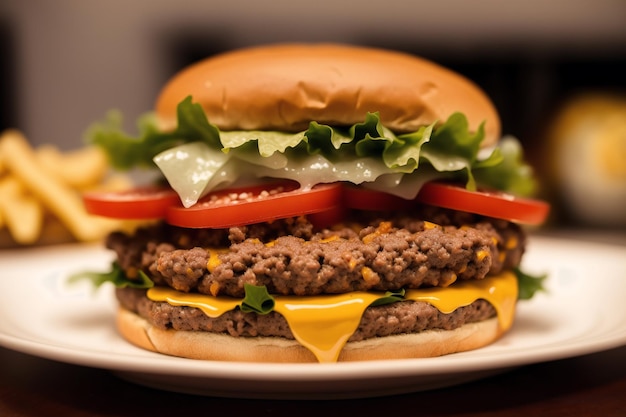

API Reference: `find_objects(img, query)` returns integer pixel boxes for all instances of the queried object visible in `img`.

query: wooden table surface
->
[1,344,624,416]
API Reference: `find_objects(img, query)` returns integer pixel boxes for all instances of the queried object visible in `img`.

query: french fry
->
[0,130,121,242]
[36,144,109,189]
[0,176,21,200]
[86,173,134,192]
[0,142,6,176]
[0,176,43,244]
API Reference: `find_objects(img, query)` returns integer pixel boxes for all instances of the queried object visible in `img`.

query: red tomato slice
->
[416,181,550,225]
[166,181,343,228]
[308,205,346,229]
[342,184,415,211]
[82,187,180,219]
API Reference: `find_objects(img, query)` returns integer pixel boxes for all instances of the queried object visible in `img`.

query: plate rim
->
[0,235,625,386]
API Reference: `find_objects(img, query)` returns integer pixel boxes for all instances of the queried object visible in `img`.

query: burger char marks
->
[106,207,525,297]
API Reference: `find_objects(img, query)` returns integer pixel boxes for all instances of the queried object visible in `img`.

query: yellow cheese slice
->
[147,271,518,363]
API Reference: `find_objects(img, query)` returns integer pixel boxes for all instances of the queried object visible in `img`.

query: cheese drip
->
[147,271,518,363]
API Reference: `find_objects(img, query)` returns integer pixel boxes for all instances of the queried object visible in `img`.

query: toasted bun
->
[156,43,500,147]
[117,307,503,363]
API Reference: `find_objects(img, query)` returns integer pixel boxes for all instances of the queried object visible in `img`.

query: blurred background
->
[1,0,625,232]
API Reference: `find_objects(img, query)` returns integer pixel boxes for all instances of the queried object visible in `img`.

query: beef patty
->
[109,206,523,340]
[116,287,497,341]
[107,207,525,297]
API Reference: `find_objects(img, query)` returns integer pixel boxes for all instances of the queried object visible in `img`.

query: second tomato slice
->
[166,181,343,228]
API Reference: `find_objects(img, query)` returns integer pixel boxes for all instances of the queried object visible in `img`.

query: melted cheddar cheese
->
[147,271,518,363]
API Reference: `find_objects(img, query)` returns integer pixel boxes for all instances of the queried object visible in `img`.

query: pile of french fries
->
[0,129,135,247]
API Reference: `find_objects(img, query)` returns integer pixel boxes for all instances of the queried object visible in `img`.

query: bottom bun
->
[117,307,504,363]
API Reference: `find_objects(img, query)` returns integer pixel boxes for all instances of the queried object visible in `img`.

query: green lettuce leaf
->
[420,113,494,191]
[515,267,548,300]
[86,96,537,198]
[305,121,352,154]
[173,96,222,149]
[474,136,538,196]
[240,284,275,314]
[369,289,406,307]
[86,96,221,170]
[67,262,154,289]
[384,124,435,172]
[221,130,307,157]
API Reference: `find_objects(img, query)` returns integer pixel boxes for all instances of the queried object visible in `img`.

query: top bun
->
[156,43,501,147]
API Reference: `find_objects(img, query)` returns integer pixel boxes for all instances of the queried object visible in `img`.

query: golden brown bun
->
[156,43,501,147]
[117,307,503,363]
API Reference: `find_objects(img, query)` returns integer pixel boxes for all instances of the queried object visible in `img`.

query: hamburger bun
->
[117,307,502,362]
[155,43,501,147]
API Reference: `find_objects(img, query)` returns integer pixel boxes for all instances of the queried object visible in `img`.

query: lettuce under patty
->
[86,96,537,206]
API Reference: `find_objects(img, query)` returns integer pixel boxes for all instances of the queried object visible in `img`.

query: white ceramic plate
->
[0,236,625,399]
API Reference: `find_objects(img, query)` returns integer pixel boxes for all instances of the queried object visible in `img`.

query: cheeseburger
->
[79,43,549,363]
